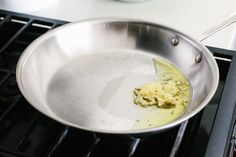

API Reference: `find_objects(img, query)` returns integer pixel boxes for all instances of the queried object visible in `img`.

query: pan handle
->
[200,11,236,42]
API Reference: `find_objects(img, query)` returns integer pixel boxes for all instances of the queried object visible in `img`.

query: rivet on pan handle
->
[171,37,179,46]
[195,54,202,63]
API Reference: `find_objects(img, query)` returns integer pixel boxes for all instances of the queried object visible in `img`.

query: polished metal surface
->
[16,18,219,135]
[200,11,236,42]
[195,54,202,63]
[171,37,179,46]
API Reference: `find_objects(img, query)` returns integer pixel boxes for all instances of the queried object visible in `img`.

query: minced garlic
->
[133,58,191,109]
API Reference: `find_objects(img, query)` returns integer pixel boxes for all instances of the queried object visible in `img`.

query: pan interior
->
[46,50,189,131]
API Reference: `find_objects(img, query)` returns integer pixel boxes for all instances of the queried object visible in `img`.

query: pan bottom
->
[45,50,186,131]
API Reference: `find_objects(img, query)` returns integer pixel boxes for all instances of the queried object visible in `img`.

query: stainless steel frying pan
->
[16,17,224,135]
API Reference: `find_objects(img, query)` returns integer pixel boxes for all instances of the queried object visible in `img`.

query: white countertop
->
[1,0,236,50]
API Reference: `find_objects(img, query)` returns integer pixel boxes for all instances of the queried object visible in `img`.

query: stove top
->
[0,9,236,157]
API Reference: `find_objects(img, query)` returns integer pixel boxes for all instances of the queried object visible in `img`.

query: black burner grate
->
[0,9,236,157]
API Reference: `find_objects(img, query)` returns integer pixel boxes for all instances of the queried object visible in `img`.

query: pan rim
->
[16,17,219,135]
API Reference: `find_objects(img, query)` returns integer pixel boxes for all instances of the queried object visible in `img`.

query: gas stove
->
[0,10,236,157]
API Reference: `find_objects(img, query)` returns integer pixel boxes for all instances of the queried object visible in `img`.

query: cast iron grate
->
[0,10,236,157]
